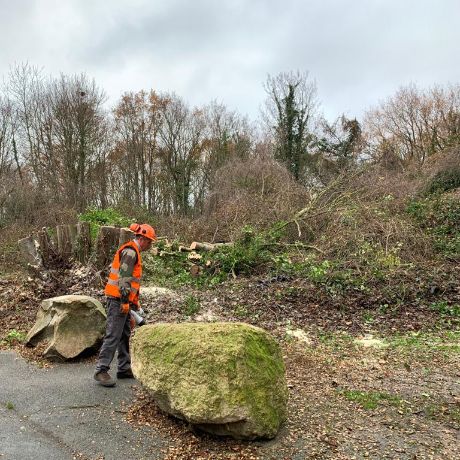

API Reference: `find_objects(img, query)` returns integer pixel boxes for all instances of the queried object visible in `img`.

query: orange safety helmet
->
[129,223,156,241]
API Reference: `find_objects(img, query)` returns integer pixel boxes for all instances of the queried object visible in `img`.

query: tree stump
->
[95,226,121,269]
[56,225,73,261]
[119,227,134,246]
[18,235,42,266]
[37,228,54,268]
[68,224,78,253]
[75,222,91,263]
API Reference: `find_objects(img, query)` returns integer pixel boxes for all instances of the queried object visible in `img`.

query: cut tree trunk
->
[189,242,233,251]
[56,225,73,261]
[119,228,134,246]
[75,222,91,263]
[190,264,201,277]
[188,252,202,261]
[37,228,54,268]
[95,226,121,269]
[18,235,42,266]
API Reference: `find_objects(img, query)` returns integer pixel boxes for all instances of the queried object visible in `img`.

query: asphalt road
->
[0,351,166,460]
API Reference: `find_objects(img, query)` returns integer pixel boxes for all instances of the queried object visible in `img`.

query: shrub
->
[202,155,310,242]
[425,165,460,195]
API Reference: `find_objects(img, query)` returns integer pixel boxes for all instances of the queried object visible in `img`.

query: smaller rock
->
[26,295,106,360]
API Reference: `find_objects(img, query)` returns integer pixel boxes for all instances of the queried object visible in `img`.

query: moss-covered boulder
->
[26,295,106,360]
[131,322,288,440]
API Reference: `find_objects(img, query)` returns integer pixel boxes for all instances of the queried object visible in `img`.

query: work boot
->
[94,371,116,387]
[117,368,135,379]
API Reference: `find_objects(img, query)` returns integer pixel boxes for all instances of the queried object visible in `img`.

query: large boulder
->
[26,295,106,360]
[131,322,288,440]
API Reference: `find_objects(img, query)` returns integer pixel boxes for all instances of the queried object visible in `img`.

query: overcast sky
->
[1,0,459,121]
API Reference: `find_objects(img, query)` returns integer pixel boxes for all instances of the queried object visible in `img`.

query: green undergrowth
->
[337,388,460,425]
[0,329,27,346]
[430,301,460,318]
[122,189,458,331]
[143,224,290,288]
[143,221,418,295]
[181,294,201,316]
[407,191,460,259]
[78,207,132,240]
[425,165,460,195]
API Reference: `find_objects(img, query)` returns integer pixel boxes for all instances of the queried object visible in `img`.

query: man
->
[94,223,156,387]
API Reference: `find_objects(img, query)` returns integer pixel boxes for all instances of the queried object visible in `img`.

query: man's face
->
[139,237,153,252]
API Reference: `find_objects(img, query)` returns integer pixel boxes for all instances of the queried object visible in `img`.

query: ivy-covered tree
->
[313,115,363,183]
[263,71,318,181]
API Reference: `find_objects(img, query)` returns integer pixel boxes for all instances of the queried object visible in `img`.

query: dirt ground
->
[1,270,459,459]
[127,309,460,460]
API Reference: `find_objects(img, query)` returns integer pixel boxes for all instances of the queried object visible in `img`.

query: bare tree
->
[112,90,166,211]
[364,83,460,168]
[0,94,16,221]
[157,94,207,215]
[195,102,252,211]
[50,73,108,211]
[8,63,50,189]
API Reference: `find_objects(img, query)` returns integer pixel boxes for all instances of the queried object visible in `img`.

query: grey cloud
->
[1,0,459,121]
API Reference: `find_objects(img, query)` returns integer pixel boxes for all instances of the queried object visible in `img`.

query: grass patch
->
[1,329,27,346]
[430,301,460,317]
[5,401,15,410]
[418,401,460,426]
[234,304,250,318]
[317,332,356,357]
[181,295,201,316]
[387,330,460,356]
[339,389,403,410]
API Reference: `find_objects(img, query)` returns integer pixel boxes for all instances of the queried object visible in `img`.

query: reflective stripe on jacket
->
[104,240,142,306]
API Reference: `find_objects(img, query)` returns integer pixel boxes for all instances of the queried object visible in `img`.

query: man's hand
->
[120,286,130,302]
[131,300,140,311]
[120,302,130,314]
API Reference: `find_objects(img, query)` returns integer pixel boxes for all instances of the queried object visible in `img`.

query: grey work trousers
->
[95,297,131,373]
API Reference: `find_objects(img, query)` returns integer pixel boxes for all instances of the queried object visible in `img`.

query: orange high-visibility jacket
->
[104,241,142,307]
